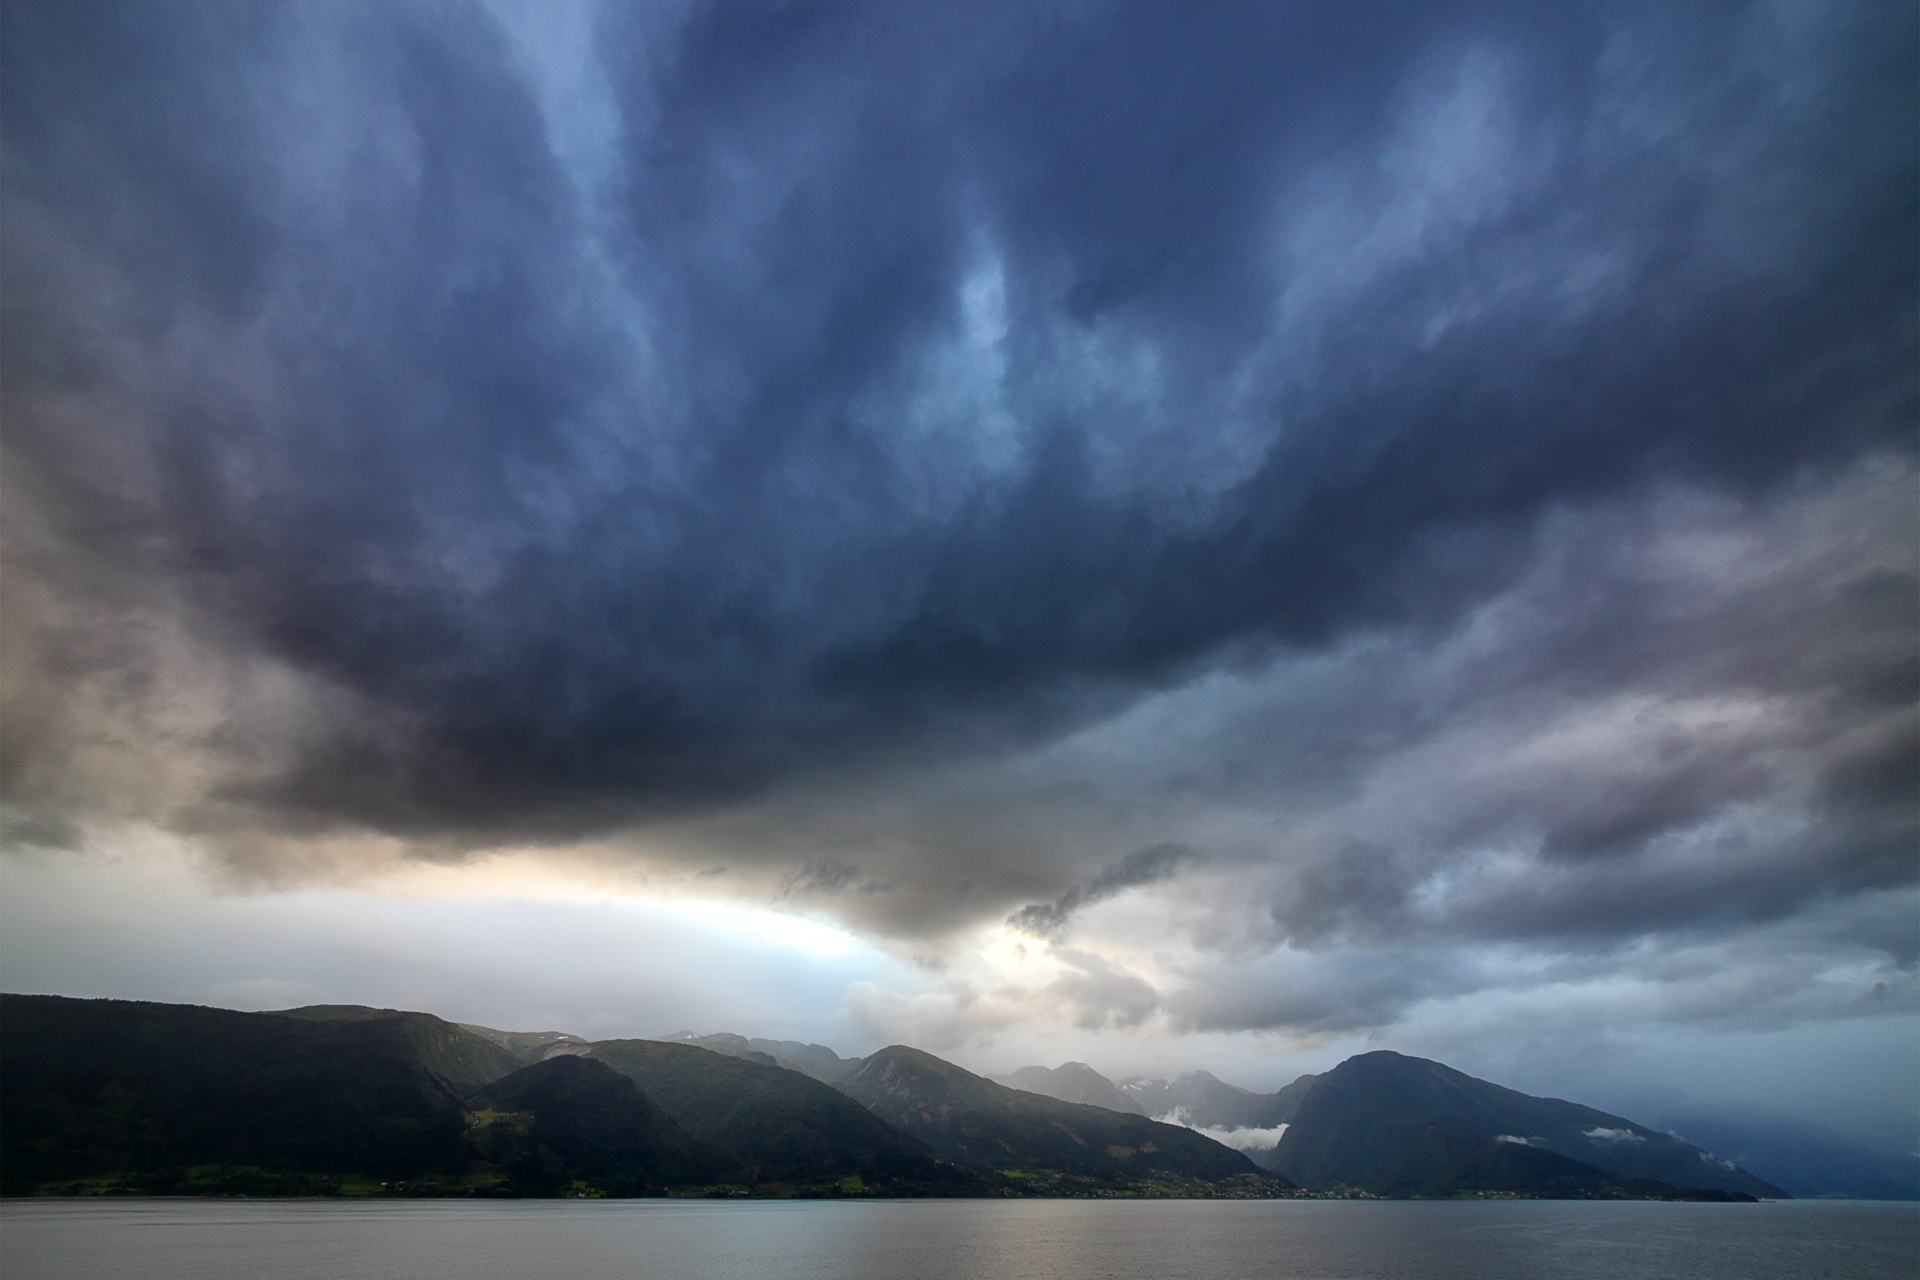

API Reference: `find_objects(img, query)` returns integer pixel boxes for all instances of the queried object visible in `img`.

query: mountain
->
[270,1004,523,1091]
[1649,1104,1919,1201]
[2,994,472,1195]
[1001,1063,1145,1114]
[835,1045,1291,1194]
[467,1056,723,1194]
[586,1039,971,1194]
[651,1031,779,1068]
[741,1038,861,1082]
[653,1031,860,1082]
[1270,1051,1787,1199]
[459,1022,594,1063]
[1121,1069,1318,1132]
[3,995,958,1198]
[7,994,1836,1202]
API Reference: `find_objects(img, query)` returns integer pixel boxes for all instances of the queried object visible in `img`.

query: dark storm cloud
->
[1169,946,1466,1037]
[1249,478,1920,951]
[2,0,1913,961]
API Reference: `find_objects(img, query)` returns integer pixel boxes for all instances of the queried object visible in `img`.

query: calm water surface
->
[3,1198,1914,1280]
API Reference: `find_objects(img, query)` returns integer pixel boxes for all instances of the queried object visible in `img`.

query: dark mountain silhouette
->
[4,996,1854,1201]
[835,1045,1289,1194]
[467,1056,723,1193]
[1,996,955,1197]
[586,1039,971,1193]
[270,1004,524,1091]
[1,995,471,1194]
[1271,1051,1786,1199]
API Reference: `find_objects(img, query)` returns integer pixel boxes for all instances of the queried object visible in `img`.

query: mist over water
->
[4,1199,1914,1280]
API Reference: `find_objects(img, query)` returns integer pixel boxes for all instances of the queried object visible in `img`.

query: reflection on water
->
[2,1198,1915,1280]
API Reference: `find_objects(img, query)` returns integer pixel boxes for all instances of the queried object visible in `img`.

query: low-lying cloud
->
[1582,1127,1645,1144]
[1155,1108,1290,1154]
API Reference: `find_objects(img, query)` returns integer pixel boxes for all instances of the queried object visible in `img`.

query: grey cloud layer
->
[3,1,1914,1017]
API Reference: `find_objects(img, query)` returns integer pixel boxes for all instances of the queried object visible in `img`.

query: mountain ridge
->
[833,1044,1291,1196]
[1122,1068,1319,1134]
[4,995,1877,1200]
[1270,1051,1788,1199]
[651,1031,860,1082]
[584,1038,969,1193]
[269,1004,525,1091]
[1000,1062,1146,1115]
[466,1056,724,1193]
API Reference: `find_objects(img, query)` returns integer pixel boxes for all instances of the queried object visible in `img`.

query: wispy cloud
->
[1010,844,1203,940]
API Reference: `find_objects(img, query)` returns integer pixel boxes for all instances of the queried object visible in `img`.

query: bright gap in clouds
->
[671,899,869,961]
[0,834,912,1047]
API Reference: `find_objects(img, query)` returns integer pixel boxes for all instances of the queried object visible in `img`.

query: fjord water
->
[5,1199,1916,1280]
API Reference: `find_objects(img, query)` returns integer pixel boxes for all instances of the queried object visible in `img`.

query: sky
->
[2,1,1915,1148]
